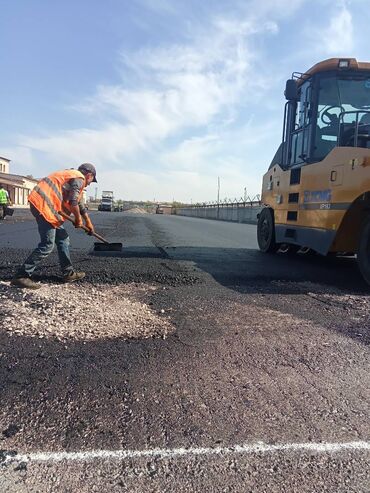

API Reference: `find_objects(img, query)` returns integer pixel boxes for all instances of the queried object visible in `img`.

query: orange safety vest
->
[29,169,86,227]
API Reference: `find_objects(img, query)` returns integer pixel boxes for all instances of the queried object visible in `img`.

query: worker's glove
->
[84,217,95,235]
[74,219,83,229]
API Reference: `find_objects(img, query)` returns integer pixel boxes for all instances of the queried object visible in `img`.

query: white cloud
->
[5,2,304,200]
[79,117,279,203]
[161,135,219,172]
[92,166,261,204]
[16,13,274,170]
[21,124,147,166]
[0,146,36,176]
[156,117,281,201]
[305,3,354,56]
[95,169,157,201]
[322,6,354,54]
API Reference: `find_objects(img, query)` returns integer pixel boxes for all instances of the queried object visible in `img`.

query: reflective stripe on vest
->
[43,177,63,202]
[33,185,62,223]
[29,169,86,227]
[0,189,8,204]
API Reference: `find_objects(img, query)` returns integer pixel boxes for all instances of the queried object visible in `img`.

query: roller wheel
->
[357,215,370,286]
[257,207,279,253]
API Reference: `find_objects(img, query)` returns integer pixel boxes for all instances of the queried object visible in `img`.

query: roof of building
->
[0,157,11,162]
[0,171,38,186]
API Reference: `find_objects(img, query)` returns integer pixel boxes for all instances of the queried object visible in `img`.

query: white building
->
[0,156,38,206]
[0,157,10,174]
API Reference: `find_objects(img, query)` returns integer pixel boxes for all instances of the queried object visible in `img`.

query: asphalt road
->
[0,210,369,492]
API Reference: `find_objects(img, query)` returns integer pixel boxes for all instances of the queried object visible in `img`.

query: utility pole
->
[244,187,247,203]
[217,176,220,220]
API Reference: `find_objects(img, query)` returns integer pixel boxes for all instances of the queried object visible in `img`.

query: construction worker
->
[0,183,11,220]
[11,163,97,289]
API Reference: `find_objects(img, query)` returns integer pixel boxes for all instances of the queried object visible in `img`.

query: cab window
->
[289,80,312,166]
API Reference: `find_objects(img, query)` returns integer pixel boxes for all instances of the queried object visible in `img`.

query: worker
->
[0,183,11,219]
[11,163,97,289]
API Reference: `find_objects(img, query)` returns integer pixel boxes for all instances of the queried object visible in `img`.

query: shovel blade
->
[94,242,123,252]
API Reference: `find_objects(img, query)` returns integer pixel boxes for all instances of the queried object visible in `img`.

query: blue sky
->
[1,0,370,202]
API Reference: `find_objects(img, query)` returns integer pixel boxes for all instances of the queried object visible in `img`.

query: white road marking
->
[3,441,370,465]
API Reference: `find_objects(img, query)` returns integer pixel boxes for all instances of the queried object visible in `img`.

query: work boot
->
[10,277,42,290]
[63,271,86,283]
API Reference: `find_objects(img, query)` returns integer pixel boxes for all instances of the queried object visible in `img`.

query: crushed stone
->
[0,281,174,341]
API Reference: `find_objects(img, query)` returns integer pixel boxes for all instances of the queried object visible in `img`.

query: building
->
[0,156,38,206]
[0,157,10,174]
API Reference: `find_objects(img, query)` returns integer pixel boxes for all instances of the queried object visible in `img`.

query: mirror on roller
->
[284,79,298,101]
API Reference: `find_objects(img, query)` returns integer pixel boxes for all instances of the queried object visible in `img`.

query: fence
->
[176,196,263,225]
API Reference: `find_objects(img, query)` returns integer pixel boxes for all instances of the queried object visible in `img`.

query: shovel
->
[59,211,123,252]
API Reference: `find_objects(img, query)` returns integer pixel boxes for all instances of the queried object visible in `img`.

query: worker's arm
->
[77,192,95,234]
[69,205,94,234]
[81,211,95,234]
[63,178,95,233]
[63,178,86,228]
[70,204,83,228]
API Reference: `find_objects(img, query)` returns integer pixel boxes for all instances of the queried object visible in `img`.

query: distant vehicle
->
[98,191,114,212]
[156,204,173,214]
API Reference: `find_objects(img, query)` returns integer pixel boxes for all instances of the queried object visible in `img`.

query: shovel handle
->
[59,211,110,244]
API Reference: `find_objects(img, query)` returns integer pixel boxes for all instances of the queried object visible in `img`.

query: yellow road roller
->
[257,58,370,284]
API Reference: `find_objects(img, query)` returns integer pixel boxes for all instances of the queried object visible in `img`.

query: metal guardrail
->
[185,195,261,209]
[176,196,262,225]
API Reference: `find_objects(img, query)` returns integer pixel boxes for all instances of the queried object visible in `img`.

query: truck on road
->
[98,191,114,212]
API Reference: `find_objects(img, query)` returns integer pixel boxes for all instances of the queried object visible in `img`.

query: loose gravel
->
[0,281,174,341]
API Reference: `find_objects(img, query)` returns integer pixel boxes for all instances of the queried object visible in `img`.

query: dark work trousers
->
[17,204,73,277]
